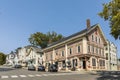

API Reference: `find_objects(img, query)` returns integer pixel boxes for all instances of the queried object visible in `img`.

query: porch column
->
[65,44,68,71]
[85,56,87,70]
[35,53,38,71]
[43,52,46,67]
[77,58,80,71]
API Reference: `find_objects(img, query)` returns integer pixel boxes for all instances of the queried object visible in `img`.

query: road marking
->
[48,74,55,76]
[1,76,9,79]
[42,74,49,76]
[0,72,80,79]
[19,75,27,77]
[28,75,34,77]
[35,74,42,77]
[11,75,18,78]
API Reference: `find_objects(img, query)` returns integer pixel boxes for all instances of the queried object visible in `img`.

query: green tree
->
[29,32,48,48]
[0,52,6,65]
[46,31,63,43]
[98,0,120,39]
[28,31,64,48]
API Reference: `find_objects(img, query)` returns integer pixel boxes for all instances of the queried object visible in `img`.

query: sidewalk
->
[58,70,97,74]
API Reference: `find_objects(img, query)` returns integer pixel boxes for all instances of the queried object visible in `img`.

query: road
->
[0,66,120,80]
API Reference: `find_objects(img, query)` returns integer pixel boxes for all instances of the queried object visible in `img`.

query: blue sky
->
[0,0,119,57]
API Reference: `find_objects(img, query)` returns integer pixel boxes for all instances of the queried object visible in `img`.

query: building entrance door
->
[83,61,86,69]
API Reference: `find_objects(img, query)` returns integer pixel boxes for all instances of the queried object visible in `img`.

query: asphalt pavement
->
[0,66,120,80]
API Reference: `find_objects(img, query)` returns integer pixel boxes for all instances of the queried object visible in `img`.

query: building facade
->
[6,46,43,68]
[43,21,107,71]
[25,45,43,67]
[6,52,15,66]
[105,40,118,70]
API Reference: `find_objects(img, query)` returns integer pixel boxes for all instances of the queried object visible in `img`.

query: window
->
[99,60,105,66]
[99,49,101,55]
[96,37,97,42]
[92,58,96,66]
[77,46,80,53]
[56,52,58,55]
[96,47,98,54]
[69,48,72,54]
[92,35,94,41]
[88,45,90,52]
[99,38,100,44]
[62,51,64,56]
[40,54,42,57]
[105,47,108,50]
[102,60,105,66]
[92,46,94,53]
[106,53,108,60]
[99,60,102,66]
[102,50,104,56]
[51,54,52,60]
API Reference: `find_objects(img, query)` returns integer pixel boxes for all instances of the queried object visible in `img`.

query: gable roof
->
[44,24,107,50]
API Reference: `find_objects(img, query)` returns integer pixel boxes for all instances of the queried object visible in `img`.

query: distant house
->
[43,20,107,71]
[104,40,118,70]
[16,47,26,67]
[25,45,43,67]
[6,51,15,66]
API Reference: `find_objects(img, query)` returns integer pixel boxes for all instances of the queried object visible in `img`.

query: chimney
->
[86,19,90,29]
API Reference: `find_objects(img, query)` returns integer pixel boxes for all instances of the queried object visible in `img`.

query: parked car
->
[14,64,22,68]
[28,65,35,71]
[38,66,45,71]
[48,64,58,72]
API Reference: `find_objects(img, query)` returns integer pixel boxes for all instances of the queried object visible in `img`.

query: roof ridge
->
[47,24,98,48]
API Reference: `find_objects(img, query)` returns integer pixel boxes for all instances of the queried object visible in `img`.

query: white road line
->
[42,74,48,76]
[0,73,77,79]
[28,75,34,77]
[19,75,27,77]
[35,74,42,77]
[48,74,55,76]
[1,76,9,79]
[11,75,18,78]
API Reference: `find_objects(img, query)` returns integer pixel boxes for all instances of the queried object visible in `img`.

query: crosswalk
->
[0,73,79,79]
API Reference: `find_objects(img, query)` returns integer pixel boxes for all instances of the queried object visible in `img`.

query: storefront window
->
[67,60,71,68]
[99,60,105,66]
[62,61,66,68]
[92,58,96,66]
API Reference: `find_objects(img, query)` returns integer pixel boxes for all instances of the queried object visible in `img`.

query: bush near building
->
[0,52,6,65]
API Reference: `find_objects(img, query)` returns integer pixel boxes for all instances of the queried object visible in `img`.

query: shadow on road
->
[0,68,15,72]
[96,71,120,80]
